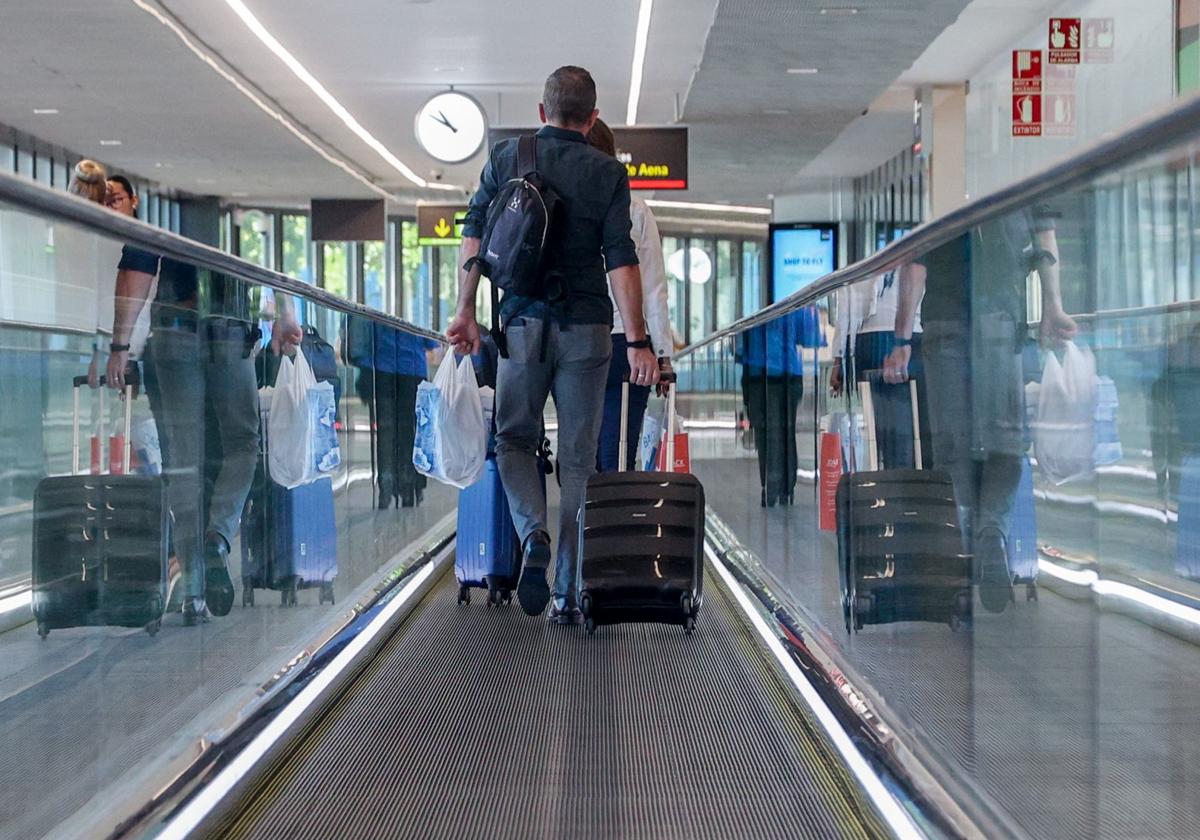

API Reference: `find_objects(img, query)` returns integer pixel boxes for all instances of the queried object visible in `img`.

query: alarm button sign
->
[1049,18,1082,64]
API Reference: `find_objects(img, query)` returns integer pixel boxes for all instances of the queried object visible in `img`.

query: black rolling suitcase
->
[837,378,971,631]
[578,383,704,636]
[32,376,169,638]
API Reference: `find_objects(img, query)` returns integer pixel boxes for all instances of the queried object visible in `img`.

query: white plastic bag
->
[269,347,340,488]
[1034,341,1097,485]
[132,417,161,476]
[638,409,663,471]
[412,355,486,489]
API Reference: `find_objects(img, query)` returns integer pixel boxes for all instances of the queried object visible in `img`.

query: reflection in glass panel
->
[0,197,456,837]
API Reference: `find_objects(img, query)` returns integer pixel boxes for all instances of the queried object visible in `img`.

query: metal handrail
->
[0,170,447,344]
[678,91,1200,358]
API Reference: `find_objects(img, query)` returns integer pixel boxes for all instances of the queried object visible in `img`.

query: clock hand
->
[435,110,459,134]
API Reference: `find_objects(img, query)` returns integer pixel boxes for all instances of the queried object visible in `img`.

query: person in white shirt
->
[830,262,929,469]
[587,119,674,471]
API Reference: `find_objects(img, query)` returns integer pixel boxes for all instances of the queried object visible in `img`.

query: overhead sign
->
[487,126,689,190]
[417,204,468,246]
[1048,17,1082,64]
[1084,18,1114,63]
[311,199,386,242]
[1012,93,1043,137]
[1012,50,1043,94]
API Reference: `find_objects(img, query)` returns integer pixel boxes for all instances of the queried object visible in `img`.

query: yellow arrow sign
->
[434,218,452,238]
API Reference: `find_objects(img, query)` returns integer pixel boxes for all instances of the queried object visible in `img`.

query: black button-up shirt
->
[462,124,638,325]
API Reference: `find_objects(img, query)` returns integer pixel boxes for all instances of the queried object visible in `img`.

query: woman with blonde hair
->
[67,159,108,203]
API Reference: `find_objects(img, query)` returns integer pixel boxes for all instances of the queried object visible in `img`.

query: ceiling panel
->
[678,0,973,204]
[0,0,374,201]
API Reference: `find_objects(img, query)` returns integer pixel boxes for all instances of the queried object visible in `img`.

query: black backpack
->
[465,135,564,355]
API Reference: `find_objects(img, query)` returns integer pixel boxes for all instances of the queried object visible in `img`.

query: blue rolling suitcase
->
[242,404,338,608]
[455,457,520,606]
[242,476,337,607]
[1009,457,1040,601]
[1176,454,1200,580]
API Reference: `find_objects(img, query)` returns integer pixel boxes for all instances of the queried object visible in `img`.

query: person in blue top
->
[347,317,436,508]
[737,305,824,507]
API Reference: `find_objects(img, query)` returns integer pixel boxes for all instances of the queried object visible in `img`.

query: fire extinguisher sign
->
[1012,93,1043,137]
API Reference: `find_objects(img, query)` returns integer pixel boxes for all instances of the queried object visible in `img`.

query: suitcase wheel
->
[681,594,696,636]
[585,617,596,635]
[950,591,972,632]
[319,583,335,606]
[281,582,298,608]
[145,618,161,637]
[37,623,49,641]
[1025,581,1039,602]
[457,585,471,606]
[243,586,255,608]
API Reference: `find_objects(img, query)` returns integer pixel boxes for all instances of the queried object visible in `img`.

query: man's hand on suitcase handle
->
[627,342,660,389]
[656,357,675,397]
[882,344,912,384]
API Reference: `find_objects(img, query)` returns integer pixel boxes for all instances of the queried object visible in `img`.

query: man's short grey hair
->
[543,66,597,126]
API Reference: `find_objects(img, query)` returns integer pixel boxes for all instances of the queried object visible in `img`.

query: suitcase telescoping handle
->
[618,378,678,474]
[71,375,134,476]
[856,377,921,471]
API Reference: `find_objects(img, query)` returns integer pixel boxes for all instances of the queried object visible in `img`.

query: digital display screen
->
[769,224,838,303]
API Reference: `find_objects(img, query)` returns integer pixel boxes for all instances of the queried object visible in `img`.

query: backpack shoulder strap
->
[517,134,537,177]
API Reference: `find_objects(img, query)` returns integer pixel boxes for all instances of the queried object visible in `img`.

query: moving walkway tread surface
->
[224,567,887,840]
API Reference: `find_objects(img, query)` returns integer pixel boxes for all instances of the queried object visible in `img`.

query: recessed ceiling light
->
[196,178,217,185]
[787,67,819,75]
[626,0,654,124]
[231,191,250,198]
[99,140,122,146]
[434,65,464,74]
[820,7,859,15]
[32,108,59,115]
[762,108,791,115]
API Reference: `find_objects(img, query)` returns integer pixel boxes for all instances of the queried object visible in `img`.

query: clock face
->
[415,91,488,164]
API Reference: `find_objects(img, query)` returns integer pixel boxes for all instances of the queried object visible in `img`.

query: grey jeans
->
[922,317,1024,549]
[495,318,611,605]
[145,319,259,600]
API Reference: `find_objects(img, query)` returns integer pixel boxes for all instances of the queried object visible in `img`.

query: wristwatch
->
[110,342,131,352]
[626,337,652,350]
[893,337,912,348]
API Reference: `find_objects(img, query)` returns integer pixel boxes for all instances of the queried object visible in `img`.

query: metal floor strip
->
[220,567,887,840]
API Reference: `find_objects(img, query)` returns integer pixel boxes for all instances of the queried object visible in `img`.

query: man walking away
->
[448,66,659,624]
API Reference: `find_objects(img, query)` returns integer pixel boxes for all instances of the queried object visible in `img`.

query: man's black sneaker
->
[183,597,212,626]
[976,529,1013,614]
[517,530,551,617]
[204,532,235,617]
